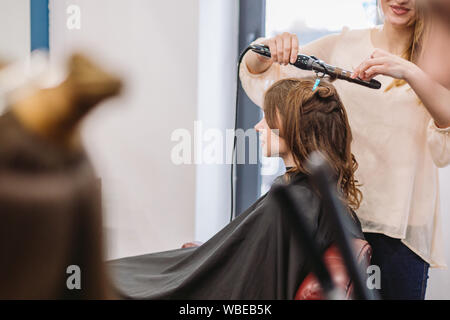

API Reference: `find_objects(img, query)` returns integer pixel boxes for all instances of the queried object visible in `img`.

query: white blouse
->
[240,27,450,268]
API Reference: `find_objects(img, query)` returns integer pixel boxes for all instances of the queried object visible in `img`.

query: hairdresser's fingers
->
[352,63,366,79]
[267,38,277,63]
[275,35,284,65]
[361,65,385,80]
[254,38,272,62]
[358,58,384,72]
[352,65,365,79]
[282,33,291,65]
[351,66,359,79]
[353,57,387,78]
[290,34,299,64]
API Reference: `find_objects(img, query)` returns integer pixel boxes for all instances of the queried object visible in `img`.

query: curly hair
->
[263,77,362,210]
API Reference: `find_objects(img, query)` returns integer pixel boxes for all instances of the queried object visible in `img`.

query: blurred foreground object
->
[11,53,122,147]
[0,51,61,116]
[0,53,122,299]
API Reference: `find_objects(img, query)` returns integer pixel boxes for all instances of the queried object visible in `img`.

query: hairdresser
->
[239,0,450,300]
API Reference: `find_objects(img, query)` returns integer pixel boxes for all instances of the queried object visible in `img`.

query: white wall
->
[0,0,30,61]
[0,0,29,114]
[195,0,239,242]
[427,167,450,299]
[49,0,199,260]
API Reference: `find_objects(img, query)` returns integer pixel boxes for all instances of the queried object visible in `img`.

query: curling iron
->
[250,44,382,90]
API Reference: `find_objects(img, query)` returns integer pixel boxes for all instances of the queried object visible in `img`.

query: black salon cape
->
[109,172,364,300]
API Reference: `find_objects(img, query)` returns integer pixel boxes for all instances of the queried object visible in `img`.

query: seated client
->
[109,78,365,300]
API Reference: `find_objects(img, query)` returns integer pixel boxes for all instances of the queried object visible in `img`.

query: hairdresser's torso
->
[327,27,442,265]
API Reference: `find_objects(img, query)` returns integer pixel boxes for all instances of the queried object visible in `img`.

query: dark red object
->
[181,242,203,249]
[295,239,372,300]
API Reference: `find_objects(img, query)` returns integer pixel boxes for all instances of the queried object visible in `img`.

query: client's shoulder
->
[270,172,320,206]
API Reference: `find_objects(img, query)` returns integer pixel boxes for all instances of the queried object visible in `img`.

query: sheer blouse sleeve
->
[427,120,450,168]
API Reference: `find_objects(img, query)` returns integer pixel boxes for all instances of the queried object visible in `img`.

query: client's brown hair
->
[263,78,362,210]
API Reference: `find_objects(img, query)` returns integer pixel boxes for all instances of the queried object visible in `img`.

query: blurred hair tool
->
[306,151,379,300]
[271,183,345,300]
[250,44,382,90]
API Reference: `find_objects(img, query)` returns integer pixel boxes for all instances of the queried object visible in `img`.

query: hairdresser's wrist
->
[403,62,423,84]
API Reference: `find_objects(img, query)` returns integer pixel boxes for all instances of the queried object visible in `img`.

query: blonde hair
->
[383,1,428,91]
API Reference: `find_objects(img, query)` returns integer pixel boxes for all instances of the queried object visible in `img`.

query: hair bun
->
[316,85,333,98]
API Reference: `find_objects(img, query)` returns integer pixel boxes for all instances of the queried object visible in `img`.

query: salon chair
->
[182,238,372,300]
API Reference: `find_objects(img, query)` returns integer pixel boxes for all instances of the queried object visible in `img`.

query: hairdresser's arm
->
[240,33,340,107]
[244,32,340,75]
[352,48,450,128]
[245,33,299,75]
[407,67,450,128]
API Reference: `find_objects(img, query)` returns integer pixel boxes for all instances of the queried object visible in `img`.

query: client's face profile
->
[380,0,417,27]
[254,116,288,158]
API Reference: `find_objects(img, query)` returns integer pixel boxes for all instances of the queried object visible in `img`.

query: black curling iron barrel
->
[250,44,382,90]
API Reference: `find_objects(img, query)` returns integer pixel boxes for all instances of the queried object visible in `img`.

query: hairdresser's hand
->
[351,48,418,81]
[181,241,203,249]
[246,33,299,75]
